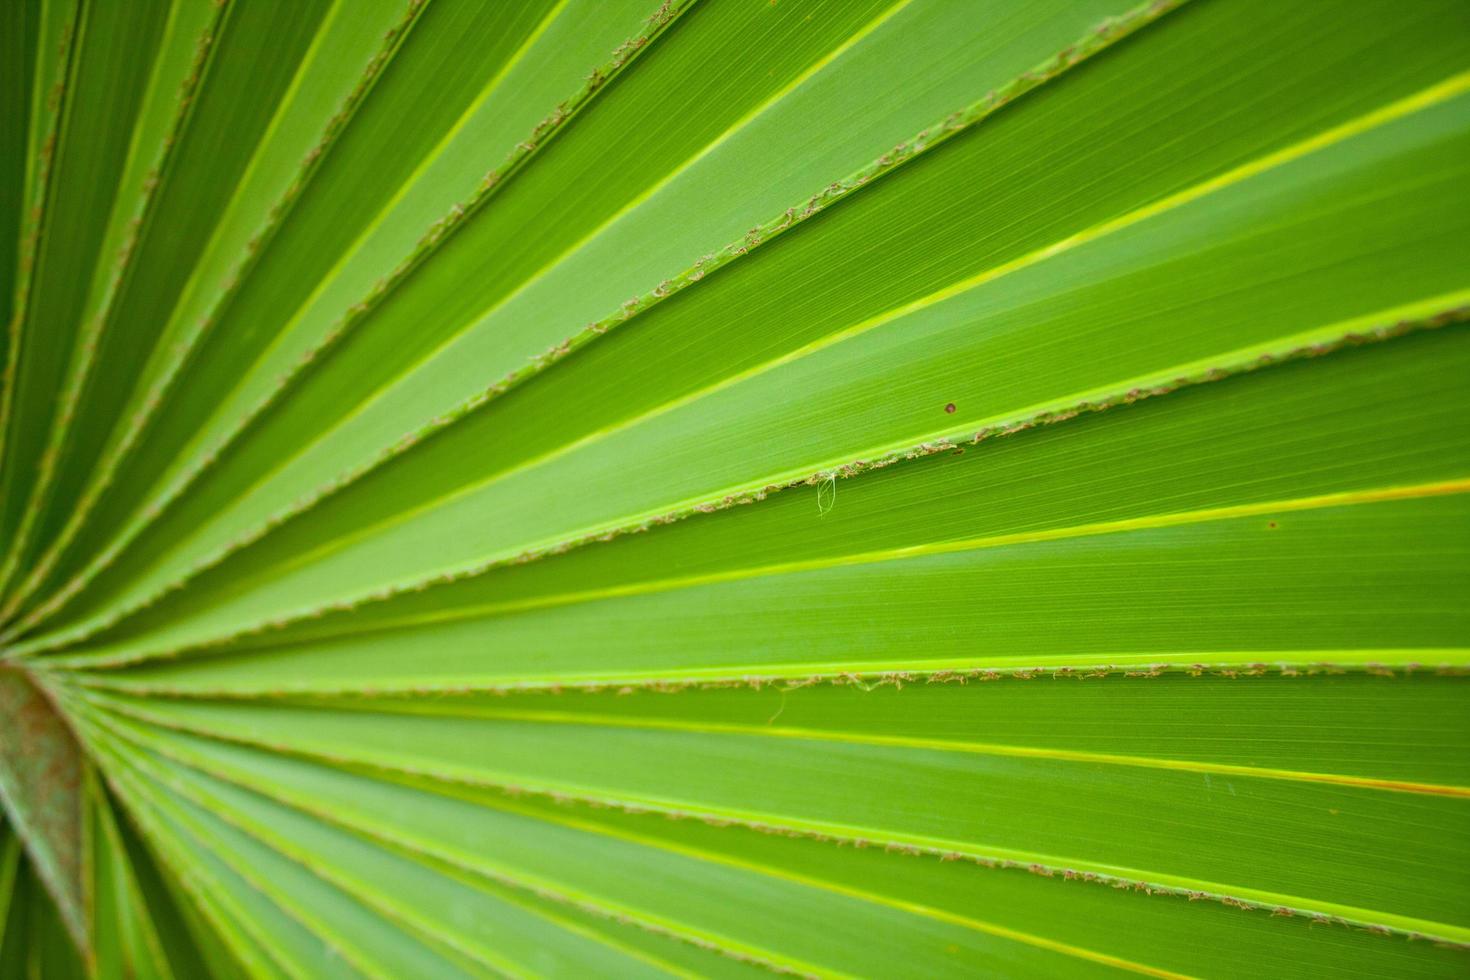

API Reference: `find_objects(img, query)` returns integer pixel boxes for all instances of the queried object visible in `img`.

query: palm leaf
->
[1,0,1467,976]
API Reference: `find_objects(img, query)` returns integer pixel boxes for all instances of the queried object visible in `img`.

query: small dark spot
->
[1267,521,1278,529]
[944,402,956,414]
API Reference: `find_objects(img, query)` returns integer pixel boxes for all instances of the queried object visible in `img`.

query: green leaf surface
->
[1,0,1467,976]
[71,701,1470,978]
[4,0,398,622]
[29,0,1470,657]
[0,0,167,595]
[0,0,223,616]
[46,324,1470,674]
[71,671,1470,941]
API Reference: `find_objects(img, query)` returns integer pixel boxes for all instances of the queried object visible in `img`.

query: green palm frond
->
[1,0,1468,976]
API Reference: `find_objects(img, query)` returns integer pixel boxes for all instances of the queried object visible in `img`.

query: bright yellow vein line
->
[466,796,1196,979]
[43,473,1470,670]
[480,783,1470,949]
[83,725,364,978]
[0,0,580,644]
[240,72,1470,588]
[90,766,290,976]
[104,762,409,980]
[21,61,1470,667]
[247,478,1470,634]
[430,707,1470,800]
[155,0,915,533]
[111,706,1191,980]
[0,0,939,652]
[114,740,513,978]
[157,0,571,477]
[80,691,1470,946]
[254,0,573,365]
[147,0,352,353]
[464,69,1470,484]
[732,68,1470,387]
[426,0,918,339]
[0,0,358,620]
[81,702,848,980]
[0,0,421,627]
[114,726,808,979]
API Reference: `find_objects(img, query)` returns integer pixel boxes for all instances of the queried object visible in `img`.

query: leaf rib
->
[72,70,1470,649]
[81,745,301,979]
[84,704,843,980]
[85,702,1196,980]
[50,2,1443,656]
[12,0,699,645]
[87,774,178,980]
[198,0,1179,585]
[0,0,84,594]
[4,0,436,633]
[72,689,1470,949]
[0,0,81,457]
[24,297,1464,663]
[293,705,1470,800]
[89,718,503,978]
[0,0,232,624]
[159,475,1470,669]
[97,715,737,979]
